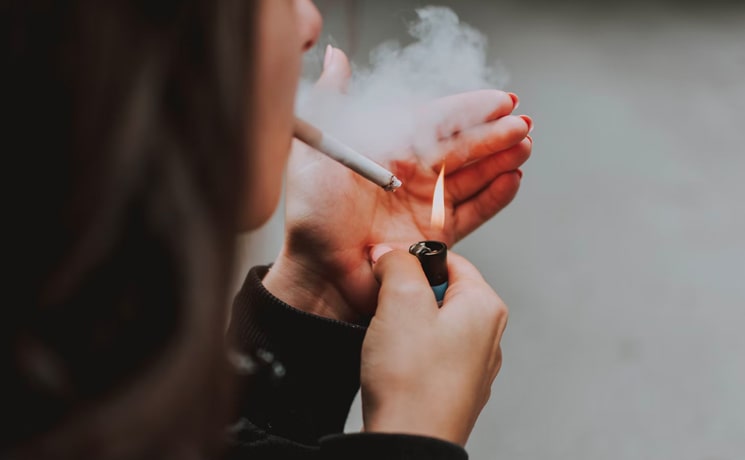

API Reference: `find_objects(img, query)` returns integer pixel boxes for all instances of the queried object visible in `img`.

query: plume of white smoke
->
[297,6,507,165]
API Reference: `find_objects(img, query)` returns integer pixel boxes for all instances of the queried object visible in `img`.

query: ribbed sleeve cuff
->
[320,433,468,460]
[228,265,367,444]
[229,266,367,352]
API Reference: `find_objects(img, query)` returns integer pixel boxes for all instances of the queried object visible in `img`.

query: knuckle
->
[481,293,508,323]
[494,348,504,372]
[495,302,509,325]
[482,388,492,407]
[497,299,509,318]
[391,279,430,299]
[483,130,508,153]
[472,193,498,222]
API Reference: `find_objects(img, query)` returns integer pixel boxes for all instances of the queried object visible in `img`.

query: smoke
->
[297,6,507,164]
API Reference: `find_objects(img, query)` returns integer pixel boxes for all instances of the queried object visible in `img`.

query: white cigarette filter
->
[293,117,402,192]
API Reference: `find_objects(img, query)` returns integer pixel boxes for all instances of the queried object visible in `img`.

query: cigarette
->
[293,117,402,192]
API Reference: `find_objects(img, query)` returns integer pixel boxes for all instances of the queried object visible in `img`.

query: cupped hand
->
[361,248,508,446]
[263,47,531,320]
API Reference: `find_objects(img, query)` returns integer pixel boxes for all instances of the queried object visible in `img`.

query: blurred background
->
[236,1,745,458]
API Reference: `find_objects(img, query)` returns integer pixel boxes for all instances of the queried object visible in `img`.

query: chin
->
[238,192,280,232]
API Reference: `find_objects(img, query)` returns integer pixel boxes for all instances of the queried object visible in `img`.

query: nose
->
[295,0,323,52]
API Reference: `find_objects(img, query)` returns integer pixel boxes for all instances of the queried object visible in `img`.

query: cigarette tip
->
[384,176,403,192]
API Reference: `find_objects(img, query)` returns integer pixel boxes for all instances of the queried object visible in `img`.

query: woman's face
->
[241,0,322,230]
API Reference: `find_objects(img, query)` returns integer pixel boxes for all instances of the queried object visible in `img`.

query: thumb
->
[372,249,438,317]
[316,45,351,92]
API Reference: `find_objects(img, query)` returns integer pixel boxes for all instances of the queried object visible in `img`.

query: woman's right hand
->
[360,247,509,446]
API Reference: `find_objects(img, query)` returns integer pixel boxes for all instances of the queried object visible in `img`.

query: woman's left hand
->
[262,47,532,321]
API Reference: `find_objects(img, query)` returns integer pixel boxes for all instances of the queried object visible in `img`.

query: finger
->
[440,252,506,329]
[446,137,532,205]
[445,253,509,368]
[439,251,488,310]
[490,346,503,382]
[442,253,508,380]
[442,250,489,285]
[453,171,521,241]
[315,46,351,92]
[418,90,519,139]
[443,253,507,327]
[373,249,438,317]
[436,115,530,173]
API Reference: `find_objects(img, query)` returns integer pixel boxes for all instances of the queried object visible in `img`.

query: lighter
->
[409,240,448,306]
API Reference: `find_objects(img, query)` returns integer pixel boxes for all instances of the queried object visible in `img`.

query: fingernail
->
[508,92,520,110]
[526,134,533,144]
[323,45,335,70]
[369,245,394,264]
[515,169,523,179]
[520,115,534,134]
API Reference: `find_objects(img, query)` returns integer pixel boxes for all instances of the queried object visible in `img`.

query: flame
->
[430,163,445,230]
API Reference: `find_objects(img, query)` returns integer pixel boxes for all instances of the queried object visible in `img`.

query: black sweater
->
[225,265,468,460]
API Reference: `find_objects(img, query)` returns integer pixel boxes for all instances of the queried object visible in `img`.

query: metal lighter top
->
[409,240,448,305]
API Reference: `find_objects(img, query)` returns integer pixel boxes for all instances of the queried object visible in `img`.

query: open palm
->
[264,49,531,320]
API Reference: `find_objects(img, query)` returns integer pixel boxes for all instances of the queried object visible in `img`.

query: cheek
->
[241,2,301,229]
[259,48,300,163]
[258,0,301,144]
[256,27,300,194]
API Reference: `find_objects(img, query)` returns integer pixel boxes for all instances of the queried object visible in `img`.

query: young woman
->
[3,0,532,458]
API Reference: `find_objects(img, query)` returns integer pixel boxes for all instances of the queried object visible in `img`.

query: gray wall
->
[237,1,745,458]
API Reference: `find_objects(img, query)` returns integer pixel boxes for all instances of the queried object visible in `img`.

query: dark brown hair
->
[2,0,257,457]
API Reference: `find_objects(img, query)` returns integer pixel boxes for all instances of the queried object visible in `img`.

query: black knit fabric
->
[321,433,468,460]
[228,265,366,444]
[226,265,468,460]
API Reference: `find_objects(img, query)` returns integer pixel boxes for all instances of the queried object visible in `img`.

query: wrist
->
[263,249,361,323]
[362,398,470,447]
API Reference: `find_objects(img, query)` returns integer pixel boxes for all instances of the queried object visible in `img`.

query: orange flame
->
[431,163,445,230]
